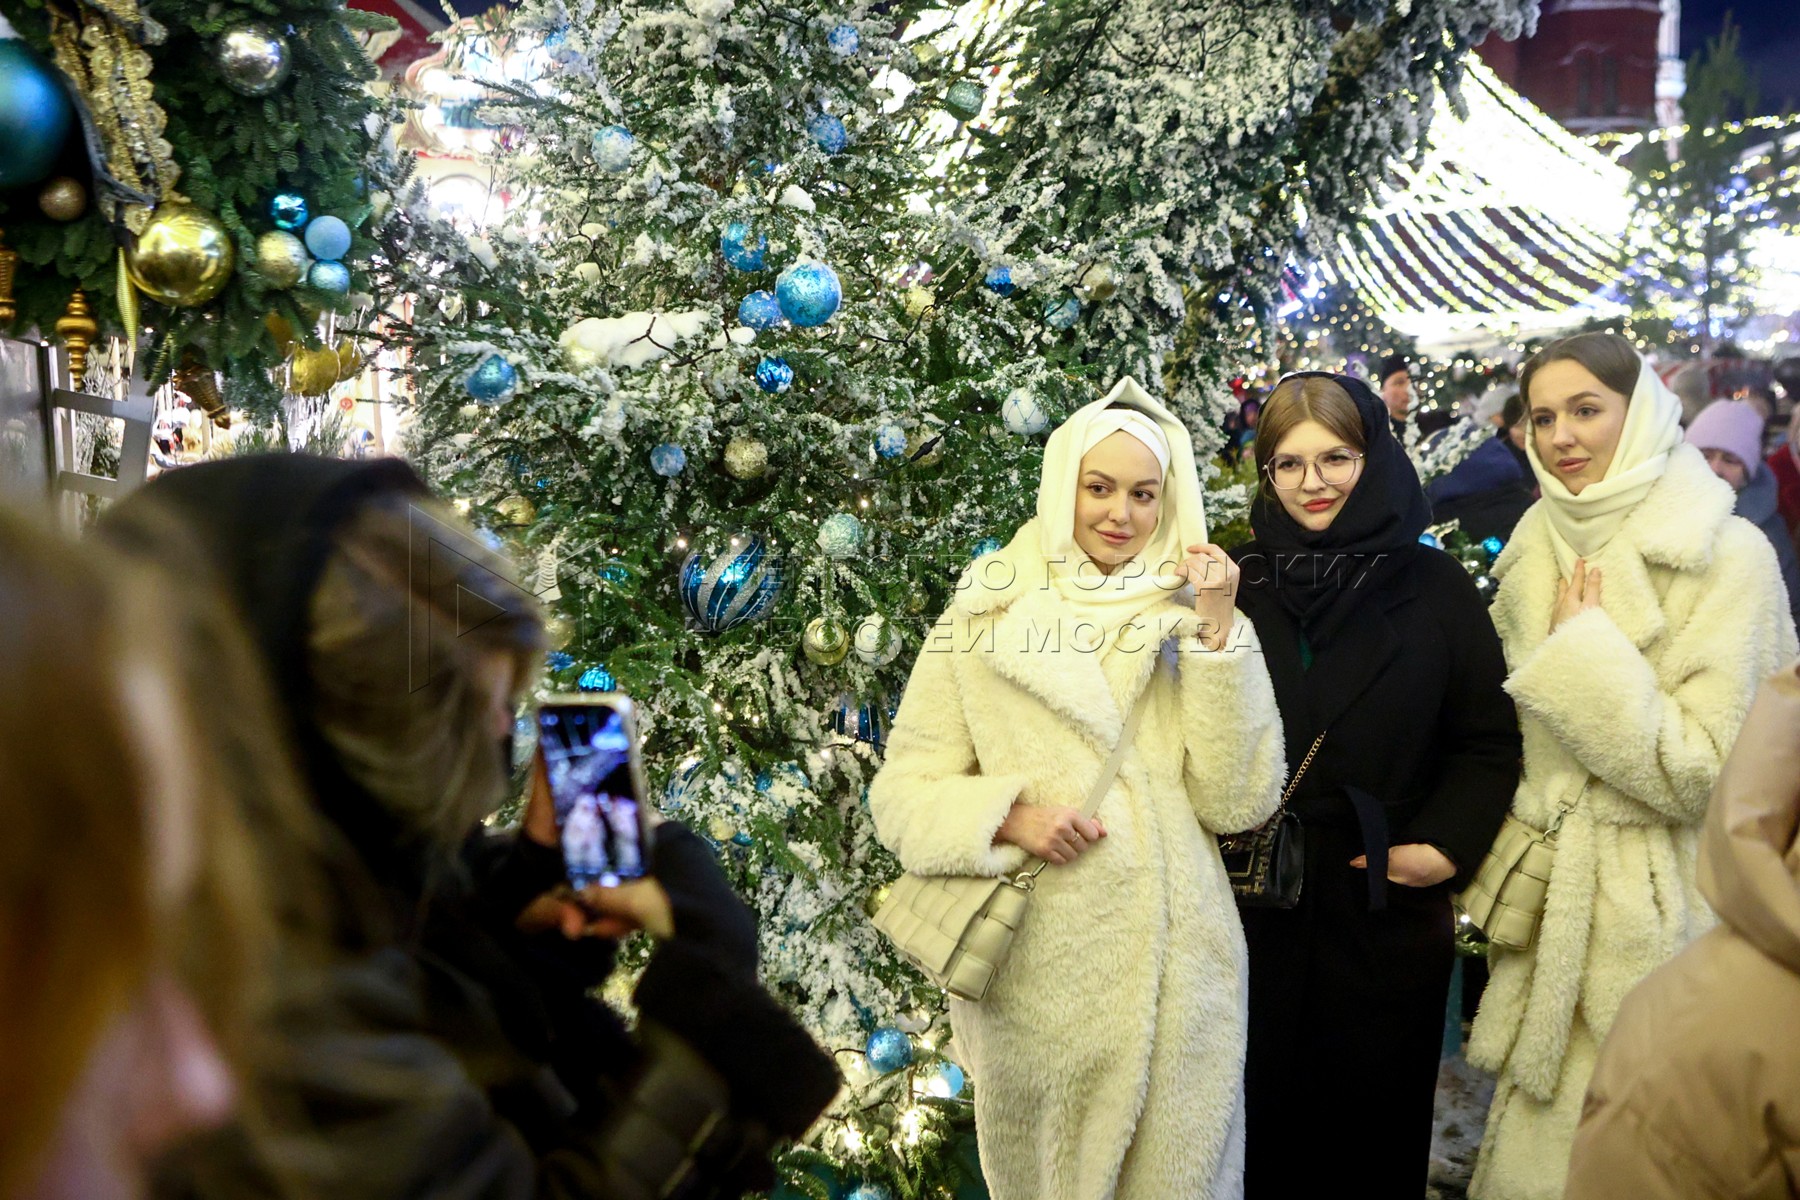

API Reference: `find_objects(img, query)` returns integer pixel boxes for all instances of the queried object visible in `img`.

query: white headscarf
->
[1524,357,1684,575]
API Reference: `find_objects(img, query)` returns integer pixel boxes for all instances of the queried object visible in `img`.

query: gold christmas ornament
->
[55,290,99,384]
[126,205,235,307]
[287,346,340,396]
[38,177,87,222]
[724,436,769,480]
[174,356,229,427]
[903,285,935,319]
[335,339,364,380]
[264,311,300,354]
[254,230,308,288]
[1076,261,1118,302]
[864,882,893,919]
[0,230,16,328]
[906,426,944,467]
[801,616,850,666]
[496,496,537,525]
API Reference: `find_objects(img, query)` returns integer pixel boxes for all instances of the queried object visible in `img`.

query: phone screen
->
[535,700,647,888]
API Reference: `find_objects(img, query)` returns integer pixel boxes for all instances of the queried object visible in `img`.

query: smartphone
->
[534,694,652,889]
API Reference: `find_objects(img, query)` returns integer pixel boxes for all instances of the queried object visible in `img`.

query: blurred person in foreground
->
[99,455,840,1199]
[1565,658,1800,1198]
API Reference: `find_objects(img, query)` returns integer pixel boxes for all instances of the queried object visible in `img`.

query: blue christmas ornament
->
[307,260,351,294]
[874,422,907,458]
[720,221,766,272]
[1044,295,1082,329]
[925,1061,966,1098]
[303,215,352,262]
[464,354,518,403]
[865,1027,913,1074]
[591,124,634,172]
[600,559,631,584]
[755,356,794,394]
[546,650,575,671]
[972,537,1002,559]
[0,39,74,189]
[817,512,864,559]
[737,289,784,330]
[1481,535,1505,559]
[680,533,785,632]
[755,761,812,795]
[731,829,754,847]
[827,23,860,55]
[831,692,887,752]
[808,113,849,155]
[269,192,309,231]
[846,1188,893,1200]
[776,259,842,327]
[983,265,1015,296]
[578,664,616,692]
[1418,531,1444,549]
[651,443,688,476]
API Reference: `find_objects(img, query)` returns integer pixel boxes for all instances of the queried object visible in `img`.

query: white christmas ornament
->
[1001,387,1049,435]
[559,310,712,371]
[853,615,902,665]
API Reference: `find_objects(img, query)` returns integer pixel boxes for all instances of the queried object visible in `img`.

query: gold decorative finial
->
[0,230,18,330]
[56,290,100,385]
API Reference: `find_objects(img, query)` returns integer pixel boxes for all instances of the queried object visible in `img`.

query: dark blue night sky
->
[1682,0,1798,115]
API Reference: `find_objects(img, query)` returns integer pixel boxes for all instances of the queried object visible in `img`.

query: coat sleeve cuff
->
[869,771,1032,877]
[1174,613,1287,834]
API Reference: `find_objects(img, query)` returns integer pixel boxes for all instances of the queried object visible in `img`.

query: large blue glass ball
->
[651,443,688,476]
[755,356,794,394]
[303,214,352,262]
[1044,295,1082,329]
[846,1188,893,1200]
[737,289,784,330]
[776,259,842,327]
[984,265,1015,296]
[808,113,849,155]
[827,23,860,56]
[577,664,615,692]
[592,124,634,172]
[720,221,766,272]
[926,1061,966,1097]
[307,260,351,294]
[864,1027,913,1074]
[269,192,309,231]
[1481,535,1505,559]
[0,40,74,190]
[680,533,785,633]
[874,422,907,459]
[464,354,518,403]
[972,537,1002,559]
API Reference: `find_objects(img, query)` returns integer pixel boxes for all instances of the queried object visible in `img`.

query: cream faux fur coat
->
[1468,444,1799,1200]
[869,548,1285,1200]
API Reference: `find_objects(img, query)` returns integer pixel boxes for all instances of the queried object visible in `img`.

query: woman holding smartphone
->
[871,377,1286,1200]
[1466,334,1798,1199]
[1227,372,1521,1198]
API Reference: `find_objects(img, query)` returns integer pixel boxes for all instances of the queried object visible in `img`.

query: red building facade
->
[1478,0,1679,134]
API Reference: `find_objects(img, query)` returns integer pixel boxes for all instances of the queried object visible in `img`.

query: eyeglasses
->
[1264,448,1364,491]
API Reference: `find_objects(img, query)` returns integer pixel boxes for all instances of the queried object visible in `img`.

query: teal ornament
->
[1418,531,1444,549]
[983,265,1014,296]
[808,113,849,155]
[827,24,860,55]
[0,39,75,189]
[925,1061,966,1098]
[874,422,907,458]
[720,222,766,272]
[972,537,1002,559]
[737,290,783,330]
[943,79,986,122]
[303,215,352,262]
[817,512,863,559]
[847,1188,893,1200]
[464,354,518,403]
[592,124,634,172]
[731,830,754,847]
[776,258,842,327]
[651,443,687,476]
[269,192,309,231]
[680,533,784,632]
[755,356,793,394]
[307,260,351,294]
[577,664,615,692]
[864,1027,912,1073]
[1481,535,1505,559]
[1044,295,1081,329]
[1001,387,1048,435]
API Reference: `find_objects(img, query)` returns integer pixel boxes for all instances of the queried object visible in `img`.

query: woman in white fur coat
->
[1468,334,1800,1199]
[869,378,1286,1200]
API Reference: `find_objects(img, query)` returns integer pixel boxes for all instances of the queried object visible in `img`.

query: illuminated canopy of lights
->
[1319,56,1632,351]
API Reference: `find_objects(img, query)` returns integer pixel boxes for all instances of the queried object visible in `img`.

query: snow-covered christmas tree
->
[375,0,1536,1191]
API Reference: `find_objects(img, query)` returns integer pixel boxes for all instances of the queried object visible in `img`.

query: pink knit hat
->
[1686,399,1765,478]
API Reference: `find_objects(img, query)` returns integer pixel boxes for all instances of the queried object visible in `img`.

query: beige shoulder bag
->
[1455,779,1588,951]
[871,685,1152,1002]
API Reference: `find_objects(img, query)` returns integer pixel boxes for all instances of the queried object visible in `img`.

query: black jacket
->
[1229,541,1521,888]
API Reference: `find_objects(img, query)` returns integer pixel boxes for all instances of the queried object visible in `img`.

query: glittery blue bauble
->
[307,260,351,294]
[464,354,518,403]
[0,40,74,189]
[577,664,615,692]
[303,215,352,262]
[600,559,631,584]
[983,265,1015,296]
[972,537,1002,559]
[755,761,811,795]
[1481,535,1505,559]
[864,1027,913,1074]
[827,23,860,55]
[269,192,309,231]
[546,650,575,671]
[1044,295,1082,329]
[776,259,842,327]
[817,512,864,559]
[680,533,785,633]
[591,124,634,172]
[720,222,766,272]
[651,443,688,476]
[755,356,794,394]
[874,422,907,458]
[808,113,849,155]
[831,691,887,752]
[1418,531,1444,549]
[737,289,784,330]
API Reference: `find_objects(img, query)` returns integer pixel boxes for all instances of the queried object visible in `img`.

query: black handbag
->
[1217,731,1325,910]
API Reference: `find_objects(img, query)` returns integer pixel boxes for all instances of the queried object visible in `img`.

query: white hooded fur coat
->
[869,540,1285,1200]
[1468,444,1799,1199]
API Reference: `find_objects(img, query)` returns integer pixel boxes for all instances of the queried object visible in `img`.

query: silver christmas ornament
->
[215,23,292,97]
[724,436,768,479]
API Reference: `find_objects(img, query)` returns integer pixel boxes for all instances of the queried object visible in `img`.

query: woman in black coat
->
[1228,373,1521,1198]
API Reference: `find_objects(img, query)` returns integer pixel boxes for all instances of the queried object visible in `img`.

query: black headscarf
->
[1244,372,1432,649]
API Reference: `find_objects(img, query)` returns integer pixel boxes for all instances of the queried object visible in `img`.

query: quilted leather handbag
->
[871,685,1151,1002]
[1218,731,1325,909]
[1455,780,1587,951]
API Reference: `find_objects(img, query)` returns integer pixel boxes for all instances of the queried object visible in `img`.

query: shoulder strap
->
[1078,683,1153,821]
